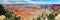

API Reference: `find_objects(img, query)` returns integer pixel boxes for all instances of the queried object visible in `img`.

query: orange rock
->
[12,8,41,20]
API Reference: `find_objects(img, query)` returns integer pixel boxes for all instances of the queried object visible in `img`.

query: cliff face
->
[3,4,60,20]
[11,7,52,20]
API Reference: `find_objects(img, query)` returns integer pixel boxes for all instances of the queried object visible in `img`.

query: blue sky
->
[0,0,60,4]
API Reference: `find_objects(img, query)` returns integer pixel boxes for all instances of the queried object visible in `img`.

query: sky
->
[0,0,60,4]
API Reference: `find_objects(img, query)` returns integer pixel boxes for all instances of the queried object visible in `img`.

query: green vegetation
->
[0,4,6,15]
[0,4,20,20]
[46,14,55,20]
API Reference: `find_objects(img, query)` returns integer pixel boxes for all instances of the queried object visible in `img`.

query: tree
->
[0,4,6,15]
[0,4,20,20]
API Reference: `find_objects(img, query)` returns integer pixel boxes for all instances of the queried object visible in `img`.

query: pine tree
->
[0,4,6,15]
[46,13,55,20]
[0,4,20,20]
